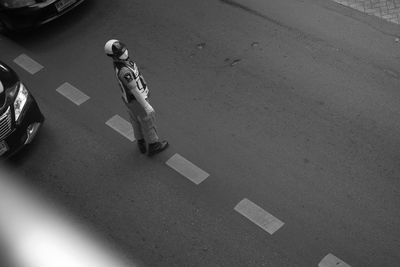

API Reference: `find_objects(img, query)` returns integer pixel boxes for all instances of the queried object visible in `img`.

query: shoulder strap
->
[113,62,136,102]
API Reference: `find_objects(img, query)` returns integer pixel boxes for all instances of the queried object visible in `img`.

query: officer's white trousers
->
[124,99,159,144]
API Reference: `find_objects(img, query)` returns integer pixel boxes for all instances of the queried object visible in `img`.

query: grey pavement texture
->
[334,0,400,24]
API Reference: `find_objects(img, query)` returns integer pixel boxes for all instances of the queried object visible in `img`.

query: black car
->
[0,0,85,32]
[0,61,44,157]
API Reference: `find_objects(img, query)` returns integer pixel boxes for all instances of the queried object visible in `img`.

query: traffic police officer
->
[104,39,168,156]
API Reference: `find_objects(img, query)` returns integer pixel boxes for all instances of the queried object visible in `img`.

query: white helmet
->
[104,39,128,59]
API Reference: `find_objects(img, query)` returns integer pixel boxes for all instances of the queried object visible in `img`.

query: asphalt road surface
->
[2,0,400,266]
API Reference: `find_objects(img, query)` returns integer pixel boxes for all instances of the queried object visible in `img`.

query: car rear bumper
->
[0,0,85,31]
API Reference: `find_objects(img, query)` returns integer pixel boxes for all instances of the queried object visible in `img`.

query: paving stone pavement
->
[333,0,400,24]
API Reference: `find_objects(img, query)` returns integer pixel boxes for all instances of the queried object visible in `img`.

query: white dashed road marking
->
[13,54,43,75]
[56,82,90,106]
[166,153,210,185]
[234,198,284,235]
[318,253,351,267]
[106,115,135,142]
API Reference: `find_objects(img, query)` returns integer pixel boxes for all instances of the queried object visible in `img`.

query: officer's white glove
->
[145,106,155,118]
[128,82,154,118]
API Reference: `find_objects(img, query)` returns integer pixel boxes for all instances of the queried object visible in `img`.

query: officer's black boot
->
[137,139,146,154]
[148,140,169,156]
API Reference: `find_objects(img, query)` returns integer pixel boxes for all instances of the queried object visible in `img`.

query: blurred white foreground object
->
[0,165,142,267]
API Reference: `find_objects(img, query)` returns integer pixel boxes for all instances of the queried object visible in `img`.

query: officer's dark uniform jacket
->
[113,59,149,104]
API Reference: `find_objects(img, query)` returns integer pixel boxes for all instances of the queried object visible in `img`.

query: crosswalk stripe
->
[56,82,90,106]
[166,153,210,185]
[318,253,351,267]
[13,54,43,75]
[234,198,284,235]
[106,115,135,142]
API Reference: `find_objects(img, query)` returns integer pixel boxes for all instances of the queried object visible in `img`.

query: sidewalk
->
[333,0,400,24]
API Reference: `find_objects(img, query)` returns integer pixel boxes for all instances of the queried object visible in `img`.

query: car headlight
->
[2,0,36,8]
[14,83,29,122]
